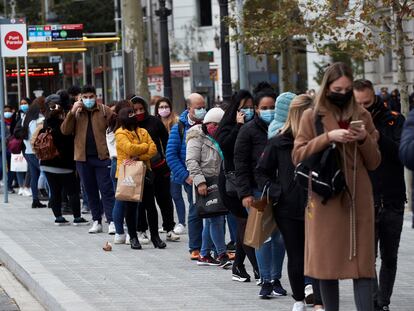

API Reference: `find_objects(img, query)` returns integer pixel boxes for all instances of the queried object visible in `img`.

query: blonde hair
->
[314,62,359,121]
[281,94,314,137]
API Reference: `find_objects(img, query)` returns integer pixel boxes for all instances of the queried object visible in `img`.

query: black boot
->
[151,235,166,249]
[130,237,142,250]
[32,200,46,208]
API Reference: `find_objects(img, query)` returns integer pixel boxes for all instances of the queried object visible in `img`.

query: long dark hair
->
[154,97,172,118]
[117,107,136,131]
[23,97,46,131]
[111,100,133,132]
[218,90,253,130]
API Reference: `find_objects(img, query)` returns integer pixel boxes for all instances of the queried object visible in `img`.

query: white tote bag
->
[10,153,28,172]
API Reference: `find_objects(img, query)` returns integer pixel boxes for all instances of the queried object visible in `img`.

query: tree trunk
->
[123,0,150,101]
[281,37,295,92]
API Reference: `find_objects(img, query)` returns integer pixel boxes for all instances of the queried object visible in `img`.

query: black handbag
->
[195,176,228,218]
[294,114,347,204]
[221,160,238,197]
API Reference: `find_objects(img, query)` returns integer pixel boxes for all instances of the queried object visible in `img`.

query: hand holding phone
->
[350,120,364,129]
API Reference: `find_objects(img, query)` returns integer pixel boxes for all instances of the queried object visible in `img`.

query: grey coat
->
[185,124,222,187]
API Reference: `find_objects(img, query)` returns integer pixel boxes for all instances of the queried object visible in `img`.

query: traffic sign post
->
[0,18,27,203]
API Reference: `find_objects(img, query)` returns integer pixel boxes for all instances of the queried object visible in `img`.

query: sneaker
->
[254,270,262,286]
[125,234,131,245]
[304,284,314,305]
[81,204,90,214]
[8,188,15,194]
[217,253,232,269]
[190,250,200,260]
[380,306,390,311]
[232,265,251,282]
[54,216,70,226]
[226,241,236,253]
[18,188,24,196]
[32,200,46,208]
[292,301,306,311]
[272,279,287,296]
[22,188,32,197]
[259,282,274,299]
[166,231,180,241]
[138,231,150,244]
[197,254,220,266]
[108,222,116,235]
[158,227,167,233]
[88,221,103,234]
[114,233,126,244]
[173,223,186,235]
[73,217,89,226]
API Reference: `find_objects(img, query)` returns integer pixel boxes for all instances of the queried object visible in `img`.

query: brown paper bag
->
[244,198,277,249]
[115,161,146,202]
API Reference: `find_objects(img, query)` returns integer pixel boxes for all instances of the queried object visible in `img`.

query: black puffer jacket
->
[234,115,268,199]
[137,115,169,157]
[255,131,307,220]
[216,122,243,172]
[39,117,75,170]
[369,96,406,204]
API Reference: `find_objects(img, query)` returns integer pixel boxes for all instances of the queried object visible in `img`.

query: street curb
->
[0,230,95,311]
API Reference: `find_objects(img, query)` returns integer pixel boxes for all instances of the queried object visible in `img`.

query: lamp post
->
[156,0,172,100]
[218,0,232,103]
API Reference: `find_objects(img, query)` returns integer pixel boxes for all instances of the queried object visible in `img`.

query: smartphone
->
[350,120,364,129]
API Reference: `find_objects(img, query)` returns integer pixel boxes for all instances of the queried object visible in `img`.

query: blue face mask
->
[20,104,29,113]
[4,112,13,119]
[194,108,206,120]
[83,98,96,109]
[259,110,275,125]
[240,108,254,122]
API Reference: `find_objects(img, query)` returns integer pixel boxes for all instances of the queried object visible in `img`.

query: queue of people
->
[1,61,411,311]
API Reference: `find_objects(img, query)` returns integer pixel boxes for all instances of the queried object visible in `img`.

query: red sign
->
[4,31,24,50]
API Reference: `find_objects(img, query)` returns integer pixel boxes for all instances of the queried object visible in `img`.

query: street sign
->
[28,24,83,42]
[0,23,27,57]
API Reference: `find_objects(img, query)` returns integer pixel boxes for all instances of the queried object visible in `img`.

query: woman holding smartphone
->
[292,62,381,311]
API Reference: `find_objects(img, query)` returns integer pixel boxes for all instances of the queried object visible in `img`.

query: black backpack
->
[294,114,347,204]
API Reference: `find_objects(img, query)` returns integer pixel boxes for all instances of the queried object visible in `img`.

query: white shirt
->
[106,129,117,159]
[23,116,44,154]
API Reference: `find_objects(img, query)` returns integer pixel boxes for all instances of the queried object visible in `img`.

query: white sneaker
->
[166,231,180,242]
[114,233,126,244]
[304,284,314,305]
[173,223,186,235]
[158,227,167,233]
[108,222,116,235]
[138,231,150,244]
[125,234,131,245]
[292,301,306,311]
[22,188,32,197]
[18,188,23,196]
[88,221,103,234]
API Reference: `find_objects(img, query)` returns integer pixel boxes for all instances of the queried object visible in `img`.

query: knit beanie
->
[268,92,296,139]
[45,94,61,105]
[203,107,224,124]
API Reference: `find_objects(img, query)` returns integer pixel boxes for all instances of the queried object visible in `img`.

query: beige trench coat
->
[292,105,381,280]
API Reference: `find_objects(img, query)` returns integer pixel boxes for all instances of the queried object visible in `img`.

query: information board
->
[28,24,83,42]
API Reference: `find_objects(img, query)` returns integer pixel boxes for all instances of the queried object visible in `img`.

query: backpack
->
[294,114,346,204]
[178,120,185,142]
[13,118,28,140]
[33,128,59,160]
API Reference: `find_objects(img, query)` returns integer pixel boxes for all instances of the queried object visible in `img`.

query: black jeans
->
[277,216,305,301]
[44,171,81,219]
[136,180,160,238]
[124,201,138,240]
[138,172,175,232]
[374,200,404,307]
[233,216,259,273]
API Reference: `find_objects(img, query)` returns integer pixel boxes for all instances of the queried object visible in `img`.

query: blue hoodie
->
[166,110,192,184]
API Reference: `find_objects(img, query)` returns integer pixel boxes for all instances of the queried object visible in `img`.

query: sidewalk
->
[0,194,413,310]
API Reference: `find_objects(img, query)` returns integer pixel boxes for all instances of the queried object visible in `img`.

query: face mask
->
[20,104,29,113]
[240,108,254,122]
[194,108,207,120]
[259,110,275,125]
[136,112,145,122]
[158,107,171,118]
[327,90,353,109]
[4,112,13,119]
[206,123,218,137]
[83,98,96,109]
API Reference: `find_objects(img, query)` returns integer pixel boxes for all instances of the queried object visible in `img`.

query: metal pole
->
[16,57,21,104]
[120,0,127,97]
[156,0,173,100]
[91,48,95,86]
[236,0,248,89]
[82,52,87,84]
[24,56,29,98]
[1,57,8,202]
[218,0,232,103]
[103,47,107,104]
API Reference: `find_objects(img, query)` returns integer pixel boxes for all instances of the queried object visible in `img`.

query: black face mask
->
[327,90,353,109]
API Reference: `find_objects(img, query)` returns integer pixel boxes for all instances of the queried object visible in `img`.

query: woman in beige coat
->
[292,62,381,311]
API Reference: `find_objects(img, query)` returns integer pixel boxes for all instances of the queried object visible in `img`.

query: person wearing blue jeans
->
[25,153,45,208]
[110,157,125,241]
[170,181,186,227]
[184,182,202,253]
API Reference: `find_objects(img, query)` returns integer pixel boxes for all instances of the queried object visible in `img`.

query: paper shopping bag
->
[10,153,28,172]
[115,161,146,202]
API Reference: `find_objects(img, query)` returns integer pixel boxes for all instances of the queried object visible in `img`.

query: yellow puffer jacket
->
[115,127,157,177]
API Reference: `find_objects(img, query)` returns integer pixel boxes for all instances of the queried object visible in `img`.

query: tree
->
[123,0,150,101]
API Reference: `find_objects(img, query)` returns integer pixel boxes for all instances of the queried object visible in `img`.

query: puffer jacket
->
[185,124,222,187]
[166,110,192,184]
[115,127,157,178]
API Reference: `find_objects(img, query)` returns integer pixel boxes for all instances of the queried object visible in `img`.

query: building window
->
[383,23,392,73]
[198,51,214,62]
[198,0,212,27]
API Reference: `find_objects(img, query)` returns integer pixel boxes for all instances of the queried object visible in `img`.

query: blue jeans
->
[255,230,286,283]
[76,156,114,223]
[171,181,186,225]
[227,213,238,243]
[184,183,203,251]
[24,153,40,201]
[110,158,124,234]
[201,215,226,257]
[16,172,25,187]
